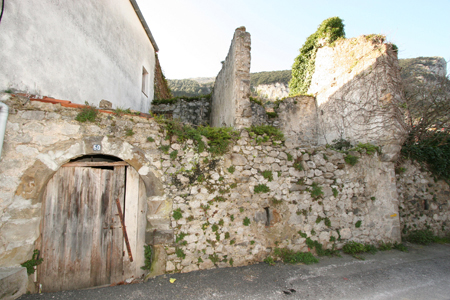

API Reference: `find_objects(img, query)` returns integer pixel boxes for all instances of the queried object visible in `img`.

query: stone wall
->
[151,98,210,126]
[164,136,400,273]
[254,83,289,101]
[0,95,401,278]
[276,96,318,149]
[307,36,406,160]
[210,27,252,128]
[397,160,450,237]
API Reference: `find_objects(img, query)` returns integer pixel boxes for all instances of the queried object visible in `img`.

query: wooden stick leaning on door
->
[115,198,133,262]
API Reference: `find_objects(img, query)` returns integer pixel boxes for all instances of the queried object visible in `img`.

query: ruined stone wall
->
[210,27,252,128]
[396,160,450,237]
[276,96,319,149]
[254,83,289,101]
[308,36,406,160]
[0,95,401,278]
[151,98,210,126]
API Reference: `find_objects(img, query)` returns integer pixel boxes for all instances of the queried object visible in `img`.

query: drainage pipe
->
[0,101,9,160]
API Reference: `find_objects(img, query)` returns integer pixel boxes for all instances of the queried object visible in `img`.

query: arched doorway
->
[38,155,147,292]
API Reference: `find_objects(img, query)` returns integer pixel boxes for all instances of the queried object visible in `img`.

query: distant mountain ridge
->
[167,58,447,99]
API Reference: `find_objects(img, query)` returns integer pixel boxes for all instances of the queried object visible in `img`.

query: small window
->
[142,67,149,97]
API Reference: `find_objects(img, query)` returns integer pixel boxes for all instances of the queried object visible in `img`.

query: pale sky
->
[137,0,450,80]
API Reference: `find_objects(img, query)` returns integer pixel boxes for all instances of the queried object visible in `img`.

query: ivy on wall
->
[289,17,345,96]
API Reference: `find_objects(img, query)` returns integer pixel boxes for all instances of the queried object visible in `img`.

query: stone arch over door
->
[13,137,164,291]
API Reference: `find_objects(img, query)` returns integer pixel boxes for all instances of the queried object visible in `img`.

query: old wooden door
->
[39,163,128,292]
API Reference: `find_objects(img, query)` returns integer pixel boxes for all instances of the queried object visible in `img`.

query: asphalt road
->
[19,243,450,300]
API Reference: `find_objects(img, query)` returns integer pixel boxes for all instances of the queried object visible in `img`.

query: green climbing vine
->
[289,17,345,96]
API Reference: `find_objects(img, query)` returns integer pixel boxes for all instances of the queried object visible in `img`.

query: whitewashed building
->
[0,0,158,112]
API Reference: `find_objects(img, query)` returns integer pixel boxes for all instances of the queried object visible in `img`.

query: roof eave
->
[129,0,159,52]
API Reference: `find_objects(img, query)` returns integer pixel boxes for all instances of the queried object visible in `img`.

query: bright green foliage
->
[264,255,276,266]
[378,242,393,251]
[175,248,185,259]
[332,187,339,198]
[393,243,408,252]
[261,170,273,182]
[211,224,219,232]
[310,182,324,199]
[243,217,251,226]
[352,142,381,155]
[114,107,132,116]
[343,241,377,256]
[254,184,270,193]
[169,150,178,160]
[160,145,170,154]
[246,125,284,141]
[175,232,187,243]
[75,106,98,122]
[172,208,182,220]
[197,174,205,183]
[343,241,366,255]
[227,166,235,174]
[141,245,153,270]
[249,96,263,106]
[298,231,307,238]
[329,138,352,151]
[209,253,220,263]
[274,248,319,265]
[272,198,283,205]
[125,129,135,136]
[401,132,450,181]
[406,230,436,245]
[289,17,345,96]
[287,153,293,161]
[21,250,43,275]
[157,118,239,155]
[306,238,340,257]
[293,157,303,171]
[266,112,278,119]
[147,136,155,142]
[345,154,359,166]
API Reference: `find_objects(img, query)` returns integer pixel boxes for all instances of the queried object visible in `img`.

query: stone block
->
[145,230,174,245]
[0,267,28,300]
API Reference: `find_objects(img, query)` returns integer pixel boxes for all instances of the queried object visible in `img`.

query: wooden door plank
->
[90,168,109,286]
[110,166,125,283]
[56,167,72,292]
[75,168,97,289]
[123,166,139,279]
[97,168,114,285]
[39,168,60,292]
[60,167,82,291]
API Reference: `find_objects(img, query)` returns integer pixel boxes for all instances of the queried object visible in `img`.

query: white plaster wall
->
[0,0,155,112]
